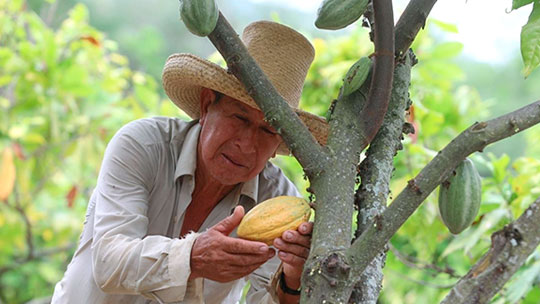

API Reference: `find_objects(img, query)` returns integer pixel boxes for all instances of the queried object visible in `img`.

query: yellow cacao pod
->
[237,196,311,245]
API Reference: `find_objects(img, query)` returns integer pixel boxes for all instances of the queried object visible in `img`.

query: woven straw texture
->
[162,21,328,155]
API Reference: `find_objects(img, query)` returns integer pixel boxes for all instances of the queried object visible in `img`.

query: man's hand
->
[273,221,313,290]
[189,206,275,283]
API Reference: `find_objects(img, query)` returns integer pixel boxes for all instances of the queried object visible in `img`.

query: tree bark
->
[394,0,438,56]
[441,197,540,304]
[360,0,395,144]
[299,0,395,301]
[349,51,413,303]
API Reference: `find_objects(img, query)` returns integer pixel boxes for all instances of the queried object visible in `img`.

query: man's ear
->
[199,88,215,125]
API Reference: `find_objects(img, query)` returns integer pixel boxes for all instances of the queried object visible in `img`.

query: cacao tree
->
[179,0,540,303]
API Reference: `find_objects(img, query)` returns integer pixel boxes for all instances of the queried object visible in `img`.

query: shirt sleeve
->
[90,120,201,303]
[245,161,304,303]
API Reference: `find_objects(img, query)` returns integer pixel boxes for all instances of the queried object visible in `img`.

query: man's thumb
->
[212,206,244,235]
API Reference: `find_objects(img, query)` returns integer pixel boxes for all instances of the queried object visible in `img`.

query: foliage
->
[1,1,540,303]
[0,1,185,302]
[515,0,540,77]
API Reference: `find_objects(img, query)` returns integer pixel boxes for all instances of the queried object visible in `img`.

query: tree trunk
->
[350,51,414,303]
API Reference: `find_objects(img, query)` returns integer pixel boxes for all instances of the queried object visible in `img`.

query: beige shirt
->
[52,117,301,304]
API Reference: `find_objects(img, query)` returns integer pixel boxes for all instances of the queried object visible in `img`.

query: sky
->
[252,0,533,64]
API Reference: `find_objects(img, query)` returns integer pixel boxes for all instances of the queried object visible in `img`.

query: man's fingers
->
[223,237,271,255]
[298,222,313,235]
[273,238,309,259]
[281,230,311,248]
[217,249,275,266]
[228,250,276,267]
[212,206,245,236]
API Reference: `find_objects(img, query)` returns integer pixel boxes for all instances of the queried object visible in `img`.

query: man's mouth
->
[222,153,246,168]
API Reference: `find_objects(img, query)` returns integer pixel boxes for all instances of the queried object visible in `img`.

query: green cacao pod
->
[237,196,311,245]
[342,57,371,97]
[438,158,482,234]
[315,0,369,30]
[180,0,219,37]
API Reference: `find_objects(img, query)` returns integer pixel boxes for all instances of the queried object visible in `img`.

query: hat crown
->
[241,21,315,108]
[161,21,327,155]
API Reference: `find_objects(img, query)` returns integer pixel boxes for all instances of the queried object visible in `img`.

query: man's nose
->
[235,127,257,153]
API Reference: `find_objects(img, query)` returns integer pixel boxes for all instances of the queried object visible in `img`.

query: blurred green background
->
[1,0,540,303]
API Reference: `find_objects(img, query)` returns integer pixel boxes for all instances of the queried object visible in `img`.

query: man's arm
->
[90,121,199,302]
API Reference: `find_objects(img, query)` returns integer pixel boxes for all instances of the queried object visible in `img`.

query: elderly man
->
[52,21,328,303]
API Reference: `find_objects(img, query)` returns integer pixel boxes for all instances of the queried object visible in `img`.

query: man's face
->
[197,89,282,185]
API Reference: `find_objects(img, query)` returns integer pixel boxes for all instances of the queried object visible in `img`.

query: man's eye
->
[262,128,277,135]
[234,115,249,123]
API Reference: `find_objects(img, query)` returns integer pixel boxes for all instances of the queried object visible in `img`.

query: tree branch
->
[347,100,540,277]
[441,197,540,303]
[360,0,395,144]
[388,243,460,279]
[11,187,35,261]
[207,13,327,176]
[394,0,438,56]
[388,269,455,289]
[349,51,414,304]
[298,1,395,302]
[354,52,413,235]
[0,243,76,277]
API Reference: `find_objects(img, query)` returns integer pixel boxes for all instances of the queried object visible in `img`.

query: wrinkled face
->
[197,88,282,186]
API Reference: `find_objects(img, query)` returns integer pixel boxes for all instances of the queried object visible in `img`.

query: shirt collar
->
[173,122,259,204]
[174,122,200,180]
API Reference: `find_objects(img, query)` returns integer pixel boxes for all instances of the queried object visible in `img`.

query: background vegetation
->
[1,0,539,303]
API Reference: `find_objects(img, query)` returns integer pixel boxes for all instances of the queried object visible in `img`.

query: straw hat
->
[162,20,328,155]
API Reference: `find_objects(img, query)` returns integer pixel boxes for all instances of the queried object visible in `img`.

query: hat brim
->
[162,53,328,155]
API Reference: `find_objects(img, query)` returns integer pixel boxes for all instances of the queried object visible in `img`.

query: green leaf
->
[69,3,89,23]
[431,19,459,33]
[505,259,540,303]
[0,75,12,87]
[431,42,464,59]
[22,133,46,145]
[513,0,535,10]
[38,262,62,283]
[491,154,511,184]
[59,65,92,96]
[522,286,540,304]
[521,2,540,77]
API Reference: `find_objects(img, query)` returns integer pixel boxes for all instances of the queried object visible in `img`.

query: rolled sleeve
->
[150,232,204,303]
